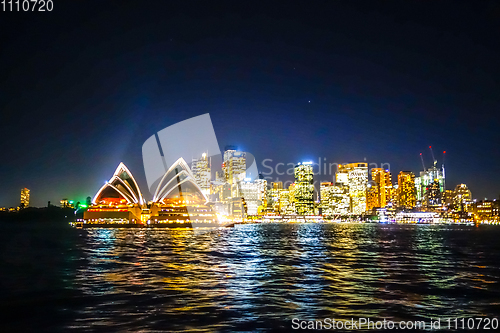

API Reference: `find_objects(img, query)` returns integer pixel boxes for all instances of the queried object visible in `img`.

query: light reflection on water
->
[67,224,500,331]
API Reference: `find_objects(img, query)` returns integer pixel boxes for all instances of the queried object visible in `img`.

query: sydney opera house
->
[81,159,223,228]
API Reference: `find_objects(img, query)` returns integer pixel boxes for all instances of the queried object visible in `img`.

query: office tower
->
[335,165,348,184]
[320,182,350,216]
[20,188,30,209]
[371,168,392,208]
[389,184,398,206]
[454,184,472,212]
[267,181,283,212]
[254,178,268,212]
[212,183,231,202]
[288,183,296,205]
[272,181,283,190]
[397,171,416,209]
[472,200,499,221]
[238,180,260,215]
[294,162,314,215]
[424,180,441,208]
[230,197,247,219]
[416,166,445,202]
[442,189,455,208]
[366,182,379,212]
[320,182,332,214]
[215,170,226,182]
[278,190,293,214]
[191,153,211,197]
[223,146,246,185]
[337,163,368,214]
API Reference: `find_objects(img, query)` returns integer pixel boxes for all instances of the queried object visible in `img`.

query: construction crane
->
[419,153,426,171]
[429,146,437,166]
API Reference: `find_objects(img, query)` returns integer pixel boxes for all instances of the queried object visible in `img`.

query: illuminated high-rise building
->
[416,165,445,202]
[212,182,231,202]
[267,182,283,212]
[397,171,416,210]
[284,183,297,214]
[442,189,455,207]
[366,182,379,212]
[272,181,283,190]
[230,197,247,219]
[223,146,246,185]
[389,184,398,206]
[320,182,350,216]
[472,200,499,221]
[337,163,368,214]
[279,190,293,214]
[454,184,472,212]
[215,170,226,182]
[20,188,30,209]
[267,188,280,212]
[191,153,211,197]
[294,162,315,215]
[371,168,392,209]
[254,178,268,212]
[238,180,260,215]
[424,180,441,208]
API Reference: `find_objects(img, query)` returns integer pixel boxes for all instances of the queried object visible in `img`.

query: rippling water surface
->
[1,222,499,332]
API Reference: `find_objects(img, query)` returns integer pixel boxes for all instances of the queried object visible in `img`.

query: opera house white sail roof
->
[92,162,145,206]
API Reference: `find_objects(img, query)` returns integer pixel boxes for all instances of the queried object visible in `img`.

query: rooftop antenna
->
[429,146,437,167]
[419,153,426,171]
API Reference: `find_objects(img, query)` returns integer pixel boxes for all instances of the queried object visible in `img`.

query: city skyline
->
[37,143,493,225]
[2,145,498,208]
[8,145,497,225]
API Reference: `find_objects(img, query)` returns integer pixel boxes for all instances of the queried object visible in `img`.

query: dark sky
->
[1,1,499,207]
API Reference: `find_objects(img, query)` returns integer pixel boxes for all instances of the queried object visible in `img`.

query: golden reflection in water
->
[73,224,500,330]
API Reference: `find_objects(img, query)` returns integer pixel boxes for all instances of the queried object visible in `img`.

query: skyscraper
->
[397,171,416,210]
[191,152,211,197]
[222,147,246,185]
[254,178,268,212]
[278,190,293,214]
[337,163,368,214]
[238,180,260,215]
[454,183,472,212]
[366,182,379,212]
[320,182,350,216]
[371,168,392,208]
[20,188,30,209]
[266,182,282,213]
[416,165,445,203]
[424,180,441,209]
[294,162,314,215]
[442,189,455,208]
[271,181,283,190]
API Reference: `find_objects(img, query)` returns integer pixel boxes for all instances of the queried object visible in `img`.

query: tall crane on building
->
[429,146,437,166]
[419,153,426,171]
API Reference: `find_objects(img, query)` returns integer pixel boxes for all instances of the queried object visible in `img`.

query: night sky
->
[1,1,499,207]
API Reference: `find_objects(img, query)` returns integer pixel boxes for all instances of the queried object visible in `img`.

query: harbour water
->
[1,221,499,332]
